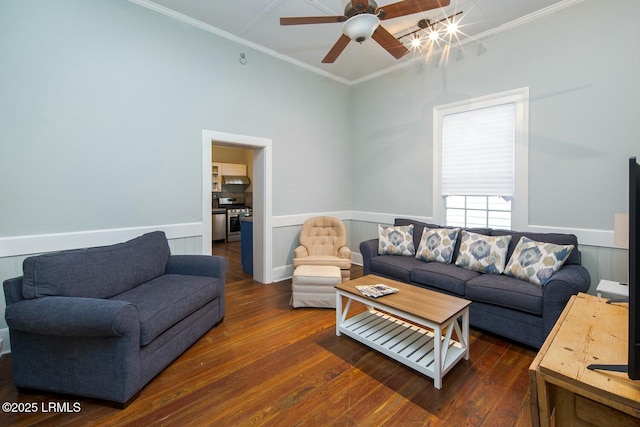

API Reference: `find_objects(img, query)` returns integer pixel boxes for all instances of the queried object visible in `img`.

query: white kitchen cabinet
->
[221,163,247,176]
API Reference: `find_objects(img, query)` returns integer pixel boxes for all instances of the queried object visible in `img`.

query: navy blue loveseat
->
[3,231,227,406]
[360,218,591,348]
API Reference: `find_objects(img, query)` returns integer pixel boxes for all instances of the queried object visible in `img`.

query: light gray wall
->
[0,0,352,344]
[348,0,639,297]
[351,0,639,230]
[0,0,637,346]
[0,0,351,238]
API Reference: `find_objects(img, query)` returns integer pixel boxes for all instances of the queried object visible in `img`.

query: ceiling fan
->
[280,0,451,63]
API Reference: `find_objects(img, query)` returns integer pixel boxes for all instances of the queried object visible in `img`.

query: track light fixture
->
[397,11,463,48]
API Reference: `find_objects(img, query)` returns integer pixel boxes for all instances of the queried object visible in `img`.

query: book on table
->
[355,284,399,298]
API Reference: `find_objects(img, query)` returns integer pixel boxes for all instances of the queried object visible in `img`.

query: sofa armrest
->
[3,276,24,305]
[338,246,352,260]
[294,245,309,259]
[544,265,591,296]
[5,297,139,337]
[541,264,591,334]
[165,255,228,280]
[359,239,379,275]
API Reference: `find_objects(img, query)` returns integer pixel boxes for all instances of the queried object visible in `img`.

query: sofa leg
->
[16,386,39,395]
[107,391,140,409]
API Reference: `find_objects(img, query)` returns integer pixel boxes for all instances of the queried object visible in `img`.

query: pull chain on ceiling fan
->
[280,0,451,63]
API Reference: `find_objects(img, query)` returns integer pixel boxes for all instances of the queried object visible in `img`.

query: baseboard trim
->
[273,265,294,283]
[351,252,363,266]
[0,328,10,355]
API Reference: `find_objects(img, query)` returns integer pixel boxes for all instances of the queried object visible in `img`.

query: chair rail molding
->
[0,222,203,258]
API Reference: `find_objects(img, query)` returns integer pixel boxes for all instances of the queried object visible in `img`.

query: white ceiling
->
[137,0,573,83]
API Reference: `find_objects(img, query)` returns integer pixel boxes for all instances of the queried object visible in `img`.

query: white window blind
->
[442,103,515,197]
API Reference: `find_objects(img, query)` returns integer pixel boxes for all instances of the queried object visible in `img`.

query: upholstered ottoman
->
[290,265,341,308]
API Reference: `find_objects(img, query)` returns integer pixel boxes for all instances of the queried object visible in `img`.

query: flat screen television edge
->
[587,156,639,380]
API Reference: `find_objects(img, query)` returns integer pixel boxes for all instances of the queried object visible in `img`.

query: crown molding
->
[129,0,583,86]
[351,0,584,85]
[127,0,351,86]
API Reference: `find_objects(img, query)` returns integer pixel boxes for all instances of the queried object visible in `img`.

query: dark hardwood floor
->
[0,242,536,426]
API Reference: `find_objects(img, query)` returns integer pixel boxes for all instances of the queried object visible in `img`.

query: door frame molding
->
[202,130,273,284]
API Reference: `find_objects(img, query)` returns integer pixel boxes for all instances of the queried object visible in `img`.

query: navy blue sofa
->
[360,218,591,349]
[3,231,227,407]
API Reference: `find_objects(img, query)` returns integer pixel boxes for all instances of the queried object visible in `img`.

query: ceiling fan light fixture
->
[343,13,380,43]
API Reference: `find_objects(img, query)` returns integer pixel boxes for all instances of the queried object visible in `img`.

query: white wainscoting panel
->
[0,212,629,354]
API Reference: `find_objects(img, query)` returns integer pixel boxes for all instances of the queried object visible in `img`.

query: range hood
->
[222,175,250,185]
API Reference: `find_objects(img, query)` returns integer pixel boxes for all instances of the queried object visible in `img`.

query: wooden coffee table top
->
[336,274,471,325]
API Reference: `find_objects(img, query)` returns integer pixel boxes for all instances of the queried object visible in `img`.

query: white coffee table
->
[335,275,471,389]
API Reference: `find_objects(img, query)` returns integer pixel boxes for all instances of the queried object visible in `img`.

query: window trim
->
[433,87,529,229]
[445,195,513,229]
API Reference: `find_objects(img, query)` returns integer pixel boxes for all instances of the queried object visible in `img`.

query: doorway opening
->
[202,130,273,284]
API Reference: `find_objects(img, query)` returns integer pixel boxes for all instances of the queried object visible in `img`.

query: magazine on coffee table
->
[355,284,399,298]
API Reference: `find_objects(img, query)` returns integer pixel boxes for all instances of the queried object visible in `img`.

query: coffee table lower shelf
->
[336,292,469,389]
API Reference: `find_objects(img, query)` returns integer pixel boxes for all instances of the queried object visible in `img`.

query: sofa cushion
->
[491,230,580,266]
[378,224,415,256]
[369,255,425,283]
[465,273,544,316]
[410,262,480,296]
[394,218,441,250]
[292,255,351,270]
[111,274,223,346]
[22,231,170,299]
[392,219,492,261]
[415,227,460,264]
[452,227,492,261]
[455,231,512,274]
[504,237,574,286]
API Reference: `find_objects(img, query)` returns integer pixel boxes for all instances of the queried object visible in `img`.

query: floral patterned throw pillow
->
[504,237,574,286]
[455,231,512,274]
[415,228,460,263]
[378,224,415,256]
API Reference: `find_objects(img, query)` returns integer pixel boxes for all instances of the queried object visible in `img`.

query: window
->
[433,88,529,229]
[445,195,512,228]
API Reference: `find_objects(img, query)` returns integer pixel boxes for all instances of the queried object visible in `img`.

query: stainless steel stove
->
[218,197,252,242]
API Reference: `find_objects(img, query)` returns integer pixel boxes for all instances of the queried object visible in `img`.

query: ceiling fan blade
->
[377,0,451,20]
[371,26,409,59]
[322,34,351,63]
[280,16,347,26]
